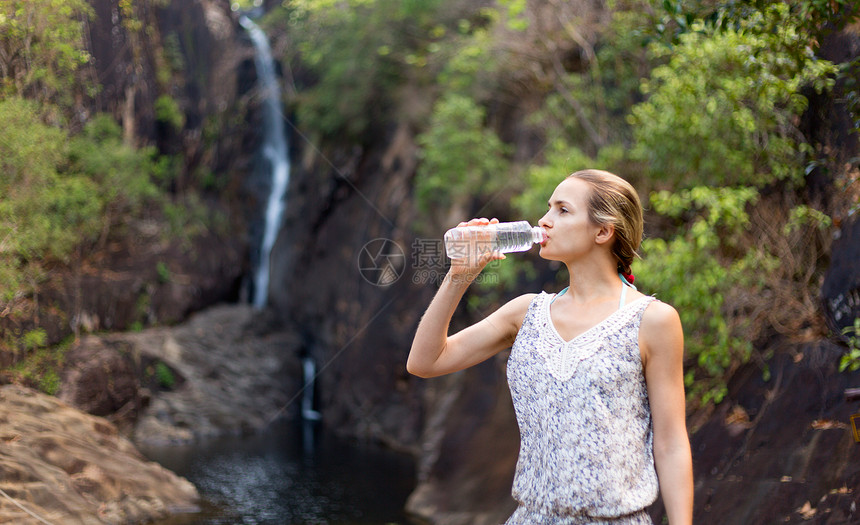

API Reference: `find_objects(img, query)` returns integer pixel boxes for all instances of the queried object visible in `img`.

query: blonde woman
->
[408,170,693,524]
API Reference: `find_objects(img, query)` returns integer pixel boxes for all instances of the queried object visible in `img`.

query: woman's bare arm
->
[407,276,532,378]
[640,301,694,525]
[407,218,532,378]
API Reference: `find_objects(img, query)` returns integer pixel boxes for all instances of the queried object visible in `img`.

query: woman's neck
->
[563,258,622,304]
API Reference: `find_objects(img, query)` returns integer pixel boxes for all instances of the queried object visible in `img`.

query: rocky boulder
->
[58,304,302,446]
[58,337,152,436]
[0,384,198,524]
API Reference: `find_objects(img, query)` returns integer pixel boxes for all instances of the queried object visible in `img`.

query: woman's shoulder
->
[499,292,541,315]
[640,297,681,328]
[491,293,541,329]
[638,299,683,357]
[623,288,676,318]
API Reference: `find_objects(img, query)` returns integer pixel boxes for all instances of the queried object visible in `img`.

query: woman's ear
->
[595,223,615,245]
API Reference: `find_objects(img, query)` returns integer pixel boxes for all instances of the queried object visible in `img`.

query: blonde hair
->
[567,169,643,275]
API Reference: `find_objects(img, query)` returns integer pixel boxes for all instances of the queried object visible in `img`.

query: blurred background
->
[1,0,859,523]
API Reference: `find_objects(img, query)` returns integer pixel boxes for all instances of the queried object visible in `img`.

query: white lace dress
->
[505,289,659,524]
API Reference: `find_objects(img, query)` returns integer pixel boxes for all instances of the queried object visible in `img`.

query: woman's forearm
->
[406,272,472,377]
[655,442,694,525]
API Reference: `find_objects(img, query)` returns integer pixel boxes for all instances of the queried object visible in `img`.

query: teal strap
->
[552,274,634,308]
[550,286,569,305]
[619,281,628,308]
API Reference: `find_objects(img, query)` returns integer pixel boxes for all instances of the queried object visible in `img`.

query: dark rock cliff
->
[269,121,430,450]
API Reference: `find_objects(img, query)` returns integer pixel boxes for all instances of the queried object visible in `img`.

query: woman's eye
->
[560,207,568,214]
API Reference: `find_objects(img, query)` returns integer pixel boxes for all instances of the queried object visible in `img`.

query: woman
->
[407,170,693,524]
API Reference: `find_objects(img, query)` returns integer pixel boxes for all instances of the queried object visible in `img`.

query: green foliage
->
[67,114,160,223]
[0,0,95,110]
[496,0,528,32]
[135,292,151,327]
[512,139,594,221]
[10,339,67,395]
[634,186,772,406]
[0,99,101,280]
[154,94,186,132]
[156,261,171,284]
[782,204,832,235]
[22,328,47,350]
[267,0,446,141]
[839,318,860,373]
[162,192,211,241]
[433,22,500,97]
[154,361,176,389]
[630,4,837,188]
[117,0,143,33]
[230,0,259,10]
[716,0,860,37]
[0,99,162,310]
[38,368,61,395]
[415,93,510,216]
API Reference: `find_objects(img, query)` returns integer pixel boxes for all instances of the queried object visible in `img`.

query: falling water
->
[301,357,322,422]
[240,15,290,309]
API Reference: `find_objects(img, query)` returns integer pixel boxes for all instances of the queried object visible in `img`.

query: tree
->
[629,3,837,188]
[0,0,94,112]
[415,92,510,225]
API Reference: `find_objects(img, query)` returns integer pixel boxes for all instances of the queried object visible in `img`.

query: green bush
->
[67,114,160,216]
[0,98,102,269]
[154,94,186,131]
[0,100,163,313]
[156,261,172,284]
[634,186,775,406]
[268,0,446,141]
[839,318,860,373]
[154,361,176,389]
[9,340,68,395]
[415,93,510,218]
[22,329,48,350]
[629,4,837,188]
[0,0,95,110]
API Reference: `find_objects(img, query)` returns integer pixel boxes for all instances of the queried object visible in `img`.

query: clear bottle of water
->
[444,221,547,259]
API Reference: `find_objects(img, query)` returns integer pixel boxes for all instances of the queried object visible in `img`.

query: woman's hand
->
[406,216,522,379]
[447,217,506,283]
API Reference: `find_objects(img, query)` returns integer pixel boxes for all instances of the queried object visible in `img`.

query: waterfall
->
[301,357,322,421]
[240,15,290,309]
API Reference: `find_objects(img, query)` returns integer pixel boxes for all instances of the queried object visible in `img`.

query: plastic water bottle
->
[444,221,547,259]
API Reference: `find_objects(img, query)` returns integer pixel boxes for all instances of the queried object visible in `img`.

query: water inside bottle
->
[493,226,537,253]
[444,222,544,259]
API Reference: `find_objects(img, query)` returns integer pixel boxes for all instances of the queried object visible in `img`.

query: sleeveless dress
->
[505,286,658,525]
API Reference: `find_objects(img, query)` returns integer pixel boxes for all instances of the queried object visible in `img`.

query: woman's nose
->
[538,214,551,229]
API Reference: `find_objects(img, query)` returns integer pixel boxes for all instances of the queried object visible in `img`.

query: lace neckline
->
[544,293,650,345]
